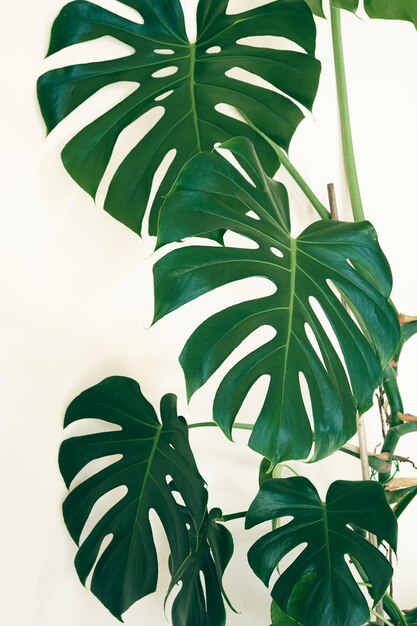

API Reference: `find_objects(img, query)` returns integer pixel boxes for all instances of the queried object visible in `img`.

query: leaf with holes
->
[246,477,398,626]
[307,0,417,26]
[153,137,400,464]
[59,376,209,621]
[168,507,235,626]
[37,0,320,236]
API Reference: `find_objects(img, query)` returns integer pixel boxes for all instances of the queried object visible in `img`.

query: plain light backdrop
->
[1,1,417,624]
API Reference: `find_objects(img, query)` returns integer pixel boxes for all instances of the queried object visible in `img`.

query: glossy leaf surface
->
[38,0,320,235]
[246,477,398,626]
[59,376,209,620]
[169,508,235,626]
[307,0,417,26]
[154,137,400,464]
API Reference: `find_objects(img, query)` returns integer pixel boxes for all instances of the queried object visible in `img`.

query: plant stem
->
[188,421,253,431]
[273,144,331,220]
[329,4,365,222]
[221,511,247,523]
[384,592,408,626]
[370,610,395,626]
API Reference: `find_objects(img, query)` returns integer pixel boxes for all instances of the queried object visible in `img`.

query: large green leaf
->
[59,376,217,621]
[168,507,235,626]
[307,0,417,27]
[246,477,398,626]
[153,137,400,464]
[271,600,302,625]
[38,0,320,236]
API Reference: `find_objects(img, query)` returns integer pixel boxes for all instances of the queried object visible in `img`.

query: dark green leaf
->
[59,376,208,620]
[153,137,400,464]
[38,0,320,236]
[169,508,235,626]
[246,477,398,626]
[307,0,417,27]
[271,600,302,625]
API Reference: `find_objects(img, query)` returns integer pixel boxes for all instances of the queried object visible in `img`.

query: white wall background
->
[1,1,417,624]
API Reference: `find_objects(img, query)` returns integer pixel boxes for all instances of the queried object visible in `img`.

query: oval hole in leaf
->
[270,247,283,258]
[214,102,246,123]
[152,66,179,79]
[308,296,351,387]
[246,210,260,220]
[153,49,175,55]
[304,323,326,371]
[80,485,128,544]
[298,373,315,451]
[154,90,174,102]
[206,46,222,54]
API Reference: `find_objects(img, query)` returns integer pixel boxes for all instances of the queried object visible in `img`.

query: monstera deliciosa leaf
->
[169,507,235,626]
[246,477,398,626]
[307,0,417,26]
[153,137,400,464]
[59,376,232,623]
[37,0,320,236]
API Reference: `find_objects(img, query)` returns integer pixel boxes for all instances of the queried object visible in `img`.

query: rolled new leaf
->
[38,0,320,236]
[246,477,398,626]
[153,137,400,464]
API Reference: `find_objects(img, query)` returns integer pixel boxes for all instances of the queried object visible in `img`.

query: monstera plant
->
[38,1,417,625]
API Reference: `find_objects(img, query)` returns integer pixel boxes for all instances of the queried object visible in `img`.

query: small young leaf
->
[246,477,398,626]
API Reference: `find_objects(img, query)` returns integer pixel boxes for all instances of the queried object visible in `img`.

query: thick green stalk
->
[329,5,365,222]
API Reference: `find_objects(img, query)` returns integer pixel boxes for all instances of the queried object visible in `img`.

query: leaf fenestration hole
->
[304,323,327,371]
[63,418,122,439]
[225,67,308,115]
[206,46,222,54]
[216,145,256,187]
[69,454,123,491]
[154,89,174,102]
[141,148,177,236]
[274,542,308,578]
[214,102,246,124]
[153,49,175,55]
[270,247,283,258]
[236,35,304,54]
[246,210,260,220]
[97,106,165,208]
[223,231,259,250]
[40,36,135,72]
[233,372,272,427]
[308,296,352,391]
[103,0,143,24]
[152,66,179,78]
[80,485,128,544]
[199,571,209,612]
[298,372,315,458]
[85,533,114,590]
